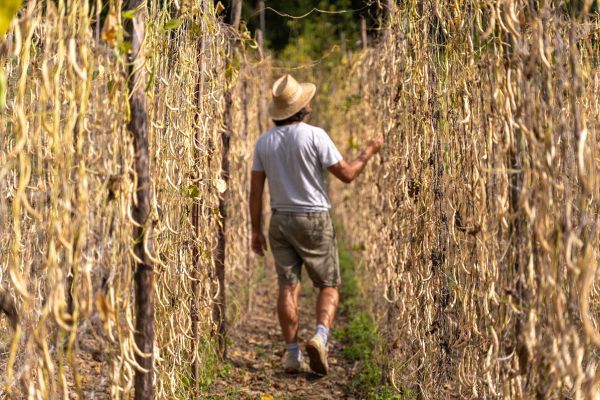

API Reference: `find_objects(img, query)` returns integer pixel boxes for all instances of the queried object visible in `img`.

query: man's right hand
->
[366,133,384,154]
[328,133,384,184]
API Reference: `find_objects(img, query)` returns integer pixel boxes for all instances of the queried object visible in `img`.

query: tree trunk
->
[360,16,368,50]
[230,0,242,31]
[256,29,264,59]
[258,0,265,34]
[257,0,265,55]
[125,0,154,398]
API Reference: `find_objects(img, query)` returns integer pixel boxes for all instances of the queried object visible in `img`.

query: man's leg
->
[277,283,301,343]
[278,283,309,372]
[311,286,339,357]
[316,287,339,328]
[269,214,308,372]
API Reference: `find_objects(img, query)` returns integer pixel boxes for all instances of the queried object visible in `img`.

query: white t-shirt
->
[251,122,343,212]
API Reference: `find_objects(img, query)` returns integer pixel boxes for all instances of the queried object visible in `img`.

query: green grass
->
[338,245,359,313]
[175,336,236,398]
[336,311,376,361]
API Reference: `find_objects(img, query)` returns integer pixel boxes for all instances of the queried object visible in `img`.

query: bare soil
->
[206,267,358,400]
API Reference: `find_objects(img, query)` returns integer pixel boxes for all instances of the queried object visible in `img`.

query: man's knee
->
[319,286,339,296]
[279,283,299,291]
[279,283,300,298]
[318,287,339,304]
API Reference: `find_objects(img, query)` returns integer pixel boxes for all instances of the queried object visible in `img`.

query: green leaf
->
[121,2,144,20]
[117,40,132,55]
[190,22,202,35]
[121,9,136,20]
[0,0,22,36]
[245,39,258,49]
[163,19,183,30]
[183,185,199,198]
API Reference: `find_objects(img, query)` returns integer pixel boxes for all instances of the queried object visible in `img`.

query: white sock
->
[316,324,329,344]
[286,342,301,361]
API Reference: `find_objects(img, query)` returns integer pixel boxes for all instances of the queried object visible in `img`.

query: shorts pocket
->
[310,214,333,240]
[289,213,333,244]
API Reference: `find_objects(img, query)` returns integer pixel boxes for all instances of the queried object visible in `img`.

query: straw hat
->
[268,74,316,121]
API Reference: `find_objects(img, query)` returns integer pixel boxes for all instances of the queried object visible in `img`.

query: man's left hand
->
[251,230,268,256]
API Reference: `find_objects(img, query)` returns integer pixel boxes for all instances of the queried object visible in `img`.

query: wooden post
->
[360,16,368,50]
[258,0,265,35]
[256,29,264,59]
[215,81,231,356]
[125,0,154,398]
[255,0,265,57]
[385,0,394,23]
[191,2,206,394]
[213,0,243,357]
[231,0,242,30]
[256,0,267,130]
[380,0,394,41]
[242,80,253,312]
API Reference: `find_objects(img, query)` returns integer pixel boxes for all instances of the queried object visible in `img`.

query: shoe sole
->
[306,339,328,375]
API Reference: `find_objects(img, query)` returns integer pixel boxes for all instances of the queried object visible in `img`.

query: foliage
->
[336,234,360,312]
[337,311,376,361]
[0,0,21,36]
[334,233,411,399]
[0,0,22,109]
[0,0,270,397]
[238,0,377,55]
[324,1,600,398]
[2,0,600,398]
[367,385,415,400]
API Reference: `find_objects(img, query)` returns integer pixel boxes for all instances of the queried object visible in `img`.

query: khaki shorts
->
[268,210,341,288]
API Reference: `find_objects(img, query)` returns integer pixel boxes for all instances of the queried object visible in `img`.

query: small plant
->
[337,312,377,361]
[367,385,415,400]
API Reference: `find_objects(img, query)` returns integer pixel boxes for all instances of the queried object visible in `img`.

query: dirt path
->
[206,267,356,399]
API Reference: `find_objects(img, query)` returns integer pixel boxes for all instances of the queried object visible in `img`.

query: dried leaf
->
[101,11,119,47]
[214,179,227,194]
[215,1,225,15]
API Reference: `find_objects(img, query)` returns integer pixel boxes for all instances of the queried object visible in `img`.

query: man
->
[249,74,383,375]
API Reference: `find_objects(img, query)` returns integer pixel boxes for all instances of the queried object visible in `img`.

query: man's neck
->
[276,121,303,127]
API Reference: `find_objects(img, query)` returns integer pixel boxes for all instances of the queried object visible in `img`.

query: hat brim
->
[268,83,316,121]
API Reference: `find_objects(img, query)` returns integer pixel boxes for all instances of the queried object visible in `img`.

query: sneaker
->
[306,334,329,375]
[284,356,311,373]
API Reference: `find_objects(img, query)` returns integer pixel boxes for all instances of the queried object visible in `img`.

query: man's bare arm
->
[328,134,383,184]
[249,171,268,255]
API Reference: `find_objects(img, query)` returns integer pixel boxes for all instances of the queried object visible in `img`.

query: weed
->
[337,312,377,361]
[337,242,359,313]
[367,385,416,400]
[255,344,266,358]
